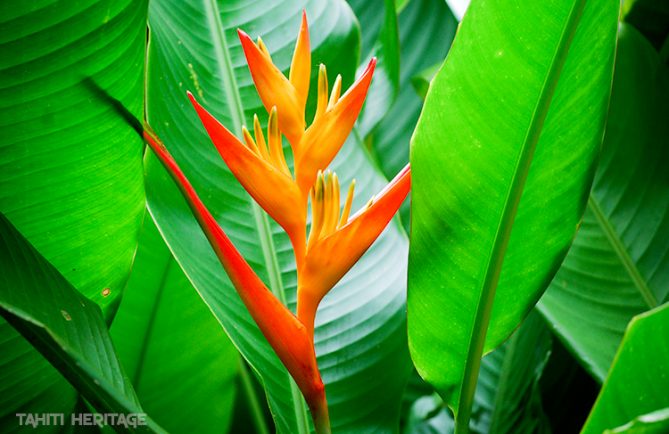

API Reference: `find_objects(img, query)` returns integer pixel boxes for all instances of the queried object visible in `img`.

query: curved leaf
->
[581,303,669,434]
[144,1,411,432]
[408,0,617,429]
[111,217,240,434]
[538,24,669,382]
[0,214,160,433]
[0,0,148,425]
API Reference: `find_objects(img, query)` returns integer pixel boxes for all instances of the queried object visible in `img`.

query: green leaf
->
[346,0,386,58]
[371,0,457,180]
[410,63,440,101]
[623,0,669,51]
[0,0,148,425]
[0,214,160,433]
[111,217,240,434]
[471,312,551,434]
[408,0,617,430]
[538,24,669,382]
[581,304,669,434]
[144,1,411,432]
[606,408,669,434]
[404,394,455,434]
[357,0,401,136]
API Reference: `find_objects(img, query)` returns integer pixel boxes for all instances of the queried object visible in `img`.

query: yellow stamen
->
[268,107,291,176]
[321,172,335,237]
[325,173,340,235]
[338,180,355,228]
[242,126,259,155]
[253,114,271,160]
[308,172,326,249]
[315,64,328,120]
[327,75,342,111]
[257,37,271,60]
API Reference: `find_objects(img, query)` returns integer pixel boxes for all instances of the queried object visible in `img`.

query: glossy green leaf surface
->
[356,0,400,136]
[371,0,456,180]
[471,312,551,434]
[0,0,148,426]
[404,395,455,434]
[408,0,617,428]
[581,303,669,434]
[0,214,159,433]
[606,408,669,434]
[144,0,411,432]
[111,218,239,434]
[538,24,669,382]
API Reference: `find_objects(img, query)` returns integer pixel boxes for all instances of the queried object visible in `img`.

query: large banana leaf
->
[111,217,239,433]
[581,303,669,434]
[404,311,552,434]
[0,0,148,426]
[144,0,411,432]
[408,0,618,429]
[538,24,669,382]
[0,214,159,433]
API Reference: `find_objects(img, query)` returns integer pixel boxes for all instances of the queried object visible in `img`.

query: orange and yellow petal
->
[297,164,410,335]
[238,29,305,147]
[295,58,376,194]
[289,10,311,110]
[188,93,306,243]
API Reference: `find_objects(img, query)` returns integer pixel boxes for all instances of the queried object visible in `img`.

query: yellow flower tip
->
[251,114,270,160]
[256,36,271,59]
[315,64,329,121]
[241,126,259,155]
[327,75,342,111]
[338,180,355,229]
[298,165,410,329]
[290,10,311,108]
[267,106,291,177]
[295,59,377,196]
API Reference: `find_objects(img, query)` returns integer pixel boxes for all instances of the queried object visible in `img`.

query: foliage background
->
[0,0,668,433]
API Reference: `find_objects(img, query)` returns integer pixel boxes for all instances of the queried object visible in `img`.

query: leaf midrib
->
[202,1,309,432]
[588,196,658,308]
[455,1,588,431]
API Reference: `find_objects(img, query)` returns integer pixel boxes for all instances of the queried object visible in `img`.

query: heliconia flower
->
[188,92,307,263]
[144,12,408,434]
[238,10,310,147]
[142,127,330,433]
[297,164,411,337]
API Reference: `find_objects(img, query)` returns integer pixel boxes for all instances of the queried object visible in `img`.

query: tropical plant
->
[1,0,667,433]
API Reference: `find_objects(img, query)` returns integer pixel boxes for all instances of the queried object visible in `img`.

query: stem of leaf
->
[238,360,270,434]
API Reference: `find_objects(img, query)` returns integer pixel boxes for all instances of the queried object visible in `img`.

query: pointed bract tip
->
[187,90,199,107]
